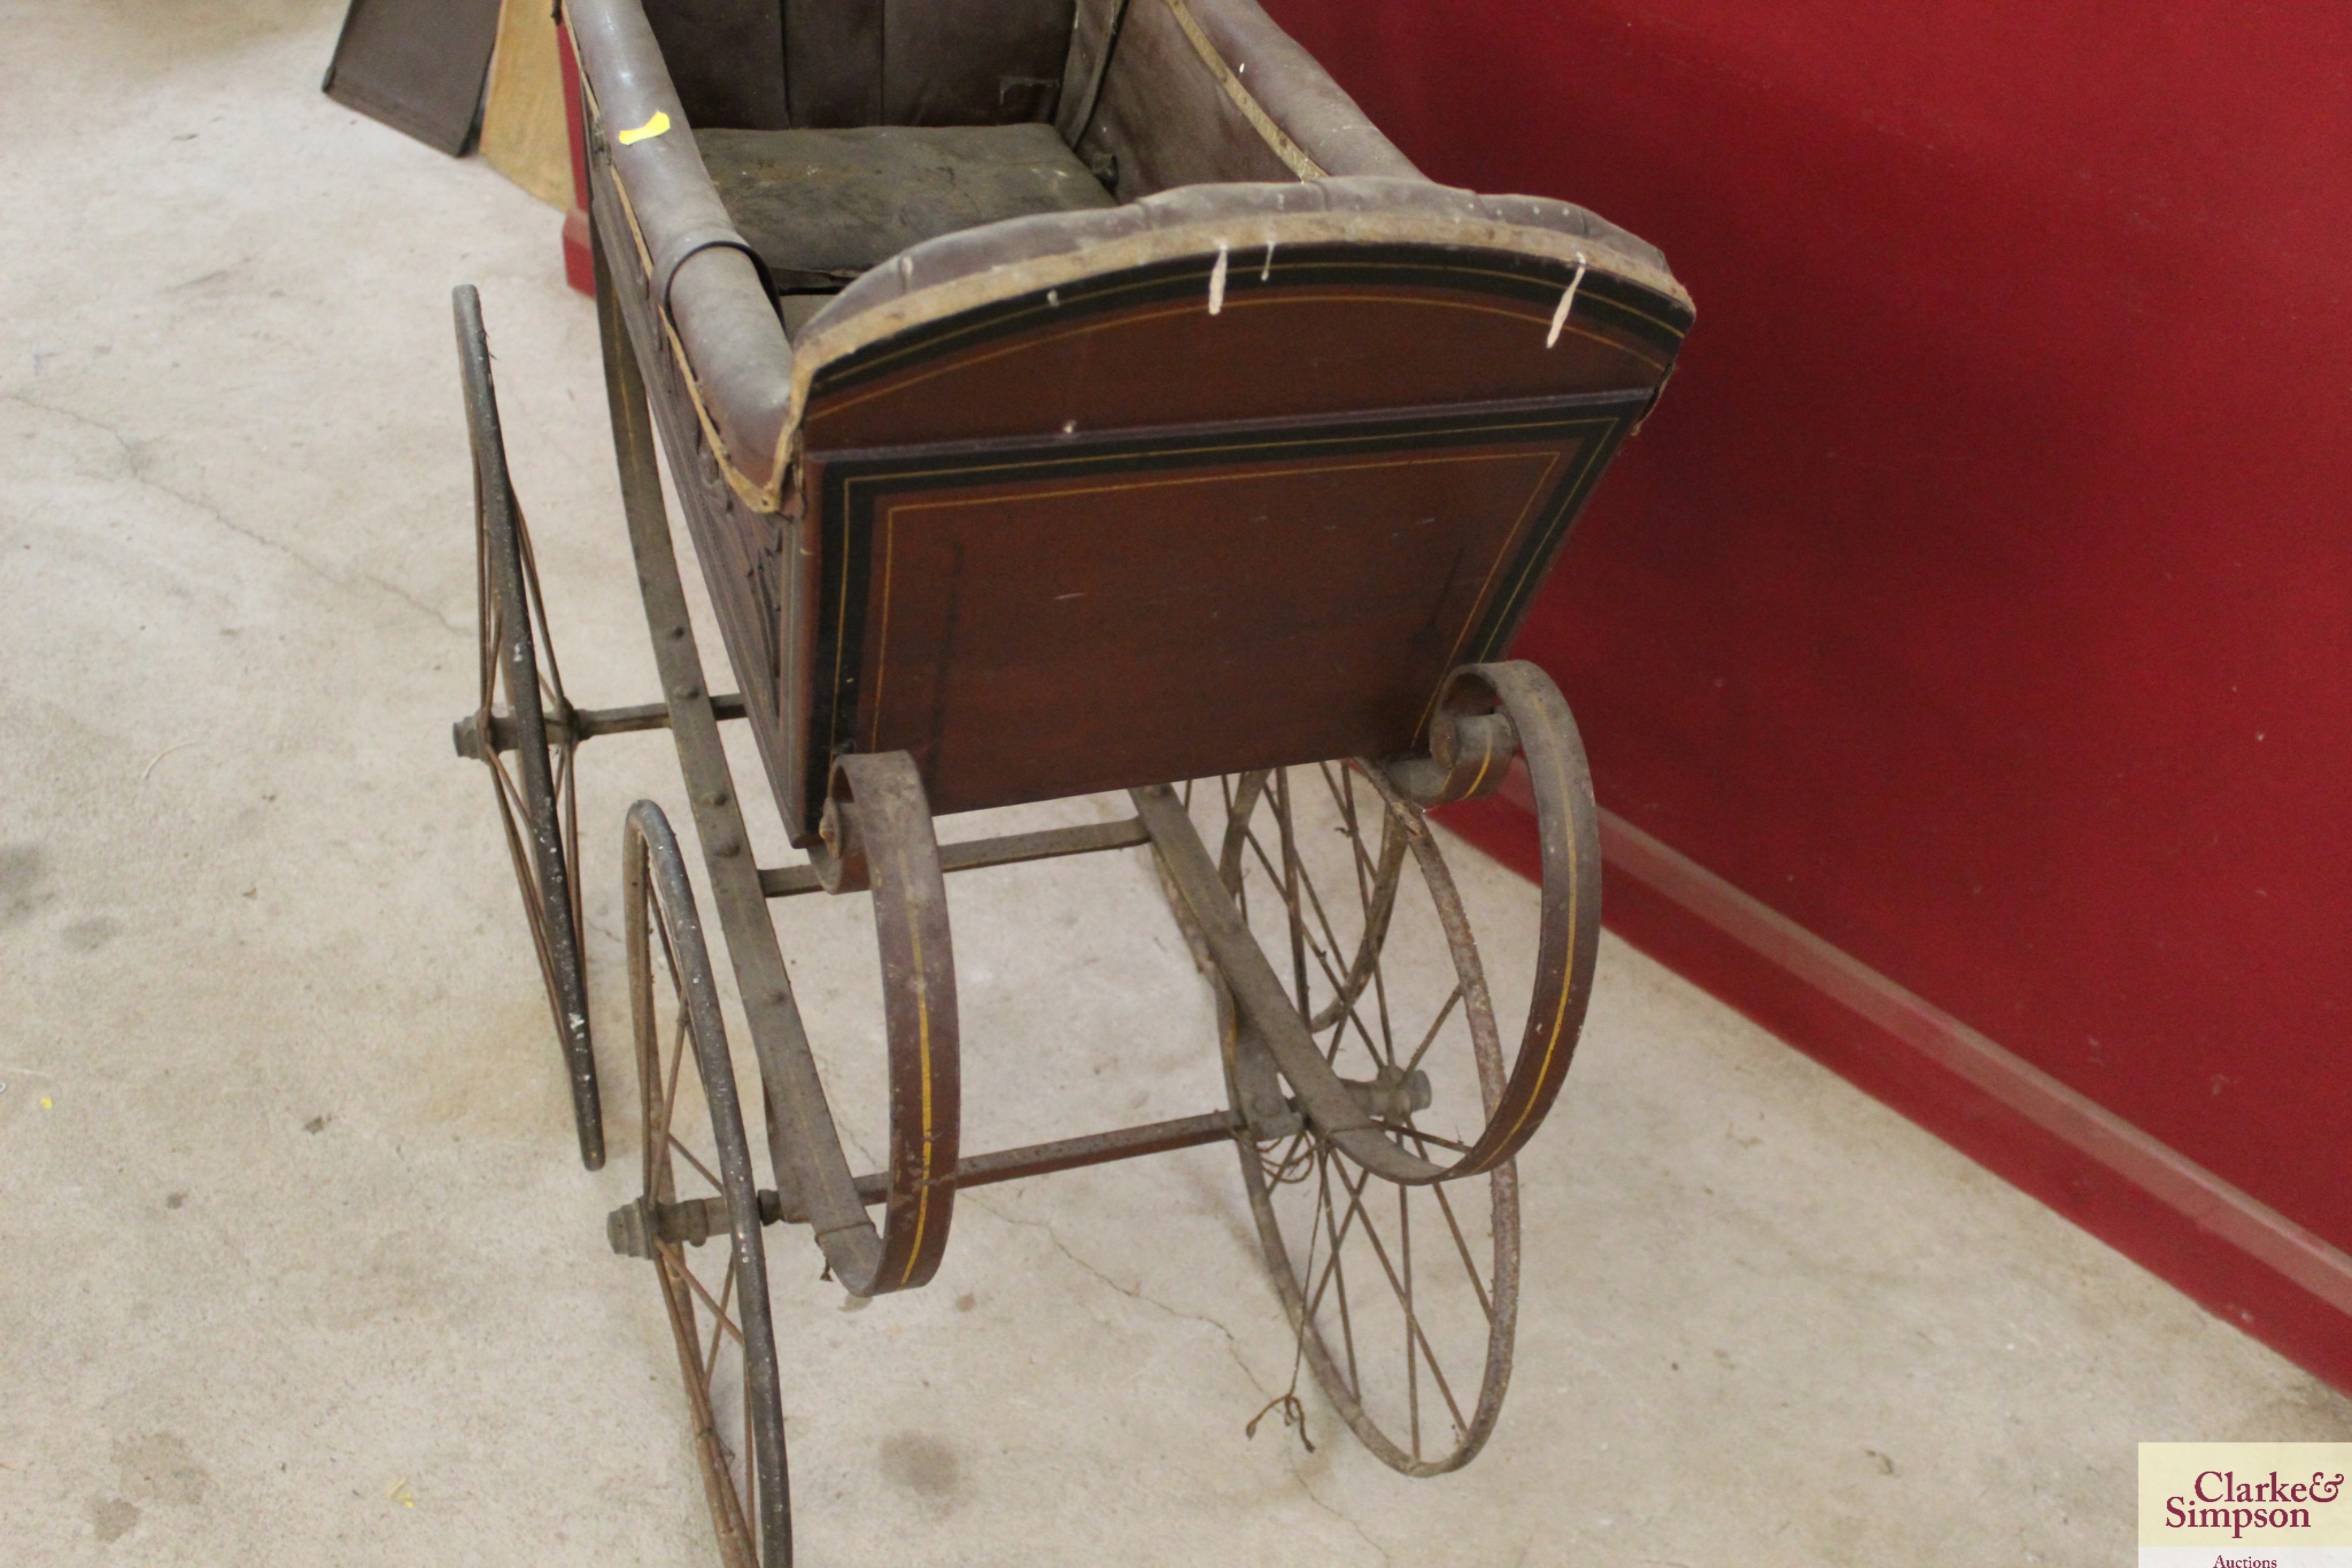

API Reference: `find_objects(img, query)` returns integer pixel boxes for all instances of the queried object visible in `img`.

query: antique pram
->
[451,0,1691,1558]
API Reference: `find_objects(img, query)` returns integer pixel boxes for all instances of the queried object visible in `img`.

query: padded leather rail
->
[568,0,798,505]
[800,174,1686,345]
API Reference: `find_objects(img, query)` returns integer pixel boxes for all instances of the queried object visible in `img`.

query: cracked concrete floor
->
[5,2,2347,1563]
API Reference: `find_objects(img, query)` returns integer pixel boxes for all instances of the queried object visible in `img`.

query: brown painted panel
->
[323,0,502,156]
[797,393,1649,827]
[803,271,1680,451]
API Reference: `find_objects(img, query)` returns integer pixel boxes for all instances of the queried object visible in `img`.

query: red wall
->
[1259,0,2352,1371]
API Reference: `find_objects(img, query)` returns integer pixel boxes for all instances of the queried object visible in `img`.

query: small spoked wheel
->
[613,802,791,1568]
[451,285,602,1169]
[1211,764,1520,1476]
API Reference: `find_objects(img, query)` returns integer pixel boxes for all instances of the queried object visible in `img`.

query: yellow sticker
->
[616,111,670,147]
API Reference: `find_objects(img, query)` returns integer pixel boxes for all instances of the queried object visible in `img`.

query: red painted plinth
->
[561,208,593,296]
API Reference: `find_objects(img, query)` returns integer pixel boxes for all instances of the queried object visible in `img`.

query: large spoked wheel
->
[615,802,791,1568]
[1210,764,1520,1476]
[452,285,602,1170]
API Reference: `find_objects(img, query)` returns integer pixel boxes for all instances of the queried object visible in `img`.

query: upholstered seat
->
[700,123,1116,333]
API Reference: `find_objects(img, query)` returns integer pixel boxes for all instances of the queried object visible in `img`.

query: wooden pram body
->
[564,0,1691,846]
[453,4,1695,1553]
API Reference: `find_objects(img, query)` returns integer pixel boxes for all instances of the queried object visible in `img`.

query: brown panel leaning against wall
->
[323,0,503,156]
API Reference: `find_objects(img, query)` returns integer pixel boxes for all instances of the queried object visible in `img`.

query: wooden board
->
[480,0,575,209]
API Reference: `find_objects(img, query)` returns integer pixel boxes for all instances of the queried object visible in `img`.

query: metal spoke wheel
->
[451,285,602,1169]
[611,802,791,1568]
[1209,764,1519,1476]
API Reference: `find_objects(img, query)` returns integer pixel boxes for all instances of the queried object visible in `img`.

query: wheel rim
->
[454,285,602,1170]
[1212,764,1521,1475]
[476,500,587,1053]
[627,805,789,1567]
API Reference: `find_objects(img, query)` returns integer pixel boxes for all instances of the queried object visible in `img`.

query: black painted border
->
[805,240,1692,405]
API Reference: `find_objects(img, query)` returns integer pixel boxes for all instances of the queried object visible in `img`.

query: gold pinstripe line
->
[1483,730,1582,1158]
[1467,430,1618,668]
[826,489,861,760]
[1408,444,1573,735]
[867,509,898,749]
[1463,725,1498,799]
[899,833,937,1287]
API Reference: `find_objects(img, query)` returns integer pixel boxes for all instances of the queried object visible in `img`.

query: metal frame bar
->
[760,818,1152,897]
[848,1110,1242,1205]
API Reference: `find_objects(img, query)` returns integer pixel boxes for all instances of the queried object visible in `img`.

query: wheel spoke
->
[1392,1123,1477,1156]
[1309,763,1411,1038]
[1402,1181,1418,1460]
[1328,1156,1472,1438]
[673,1244,748,1347]
[1242,793,1424,1081]
[704,1250,741,1385]
[1312,1149,1362,1398]
[514,506,568,707]
[1236,817,1389,1071]
[1428,1178,1494,1323]
[1245,810,1383,1063]
[488,755,559,985]
[1302,1150,1371,1321]
[1275,770,1313,1024]
[668,1132,725,1196]
[1401,985,1465,1078]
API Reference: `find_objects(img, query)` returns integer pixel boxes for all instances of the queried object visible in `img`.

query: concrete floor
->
[4,3,2346,1563]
